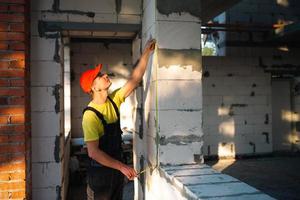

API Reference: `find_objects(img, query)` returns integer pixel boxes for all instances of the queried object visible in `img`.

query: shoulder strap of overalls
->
[83,107,107,126]
[107,96,120,118]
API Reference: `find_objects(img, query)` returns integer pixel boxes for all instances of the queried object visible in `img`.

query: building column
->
[136,1,202,199]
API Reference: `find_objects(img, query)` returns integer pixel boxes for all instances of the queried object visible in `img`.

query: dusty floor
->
[205,156,300,200]
[68,156,300,200]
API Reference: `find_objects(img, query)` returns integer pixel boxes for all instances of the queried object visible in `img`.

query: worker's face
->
[92,72,111,92]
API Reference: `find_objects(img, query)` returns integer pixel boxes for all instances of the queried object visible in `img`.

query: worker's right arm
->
[86,140,137,180]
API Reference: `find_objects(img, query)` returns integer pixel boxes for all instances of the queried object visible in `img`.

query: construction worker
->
[80,39,156,200]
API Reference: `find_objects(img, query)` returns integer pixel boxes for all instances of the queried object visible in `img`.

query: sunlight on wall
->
[218,142,236,158]
[218,106,230,116]
[277,0,289,7]
[281,110,300,122]
[287,133,300,144]
[219,119,235,137]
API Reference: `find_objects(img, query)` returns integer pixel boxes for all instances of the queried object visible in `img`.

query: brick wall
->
[0,0,30,199]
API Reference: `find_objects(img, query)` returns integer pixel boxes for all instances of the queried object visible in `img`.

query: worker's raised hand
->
[119,163,137,180]
[143,39,156,55]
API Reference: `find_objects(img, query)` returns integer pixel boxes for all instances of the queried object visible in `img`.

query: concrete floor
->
[68,156,300,200]
[67,179,133,200]
[205,156,300,200]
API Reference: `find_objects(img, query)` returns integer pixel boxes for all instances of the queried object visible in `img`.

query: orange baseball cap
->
[80,64,102,93]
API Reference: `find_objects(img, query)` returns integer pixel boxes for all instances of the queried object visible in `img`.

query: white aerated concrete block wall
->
[202,56,272,158]
[30,0,142,198]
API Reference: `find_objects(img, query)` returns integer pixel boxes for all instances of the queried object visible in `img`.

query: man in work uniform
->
[80,39,156,200]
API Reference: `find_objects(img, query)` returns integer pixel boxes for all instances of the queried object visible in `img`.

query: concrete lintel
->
[38,20,141,36]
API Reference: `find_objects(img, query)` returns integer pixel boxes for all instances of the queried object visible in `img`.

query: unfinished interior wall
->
[30,0,141,199]
[202,57,272,157]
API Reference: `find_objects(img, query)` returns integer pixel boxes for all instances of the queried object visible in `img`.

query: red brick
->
[0,14,24,22]
[0,190,26,199]
[0,180,25,191]
[0,143,25,154]
[0,88,25,96]
[8,97,24,105]
[0,32,24,41]
[0,5,8,12]
[0,79,10,87]
[0,97,8,104]
[0,69,24,77]
[10,79,24,87]
[0,60,25,69]
[0,154,24,164]
[9,23,24,32]
[10,115,24,123]
[0,125,25,133]
[9,42,25,50]
[0,61,9,69]
[0,51,24,60]
[0,0,25,4]
[0,22,9,31]
[0,107,24,115]
[0,116,8,124]
[0,43,8,50]
[0,171,25,181]
[0,161,25,172]
[0,115,25,124]
[0,135,8,142]
[9,5,24,13]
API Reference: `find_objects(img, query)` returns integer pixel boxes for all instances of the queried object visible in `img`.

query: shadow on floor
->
[67,179,134,200]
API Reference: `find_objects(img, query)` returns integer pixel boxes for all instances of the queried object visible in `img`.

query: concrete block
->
[157,21,201,50]
[32,162,61,188]
[68,14,93,22]
[235,142,253,154]
[189,182,258,198]
[31,12,41,36]
[202,96,223,106]
[142,0,156,33]
[157,65,202,80]
[31,61,61,86]
[167,166,219,177]
[159,110,202,137]
[160,142,203,165]
[202,143,218,156]
[31,37,56,61]
[31,87,58,112]
[146,135,158,167]
[32,137,57,162]
[118,14,141,24]
[60,0,115,13]
[120,0,141,15]
[31,112,60,137]
[41,12,68,21]
[31,0,53,11]
[93,13,117,23]
[32,187,57,200]
[157,11,200,22]
[157,80,202,110]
